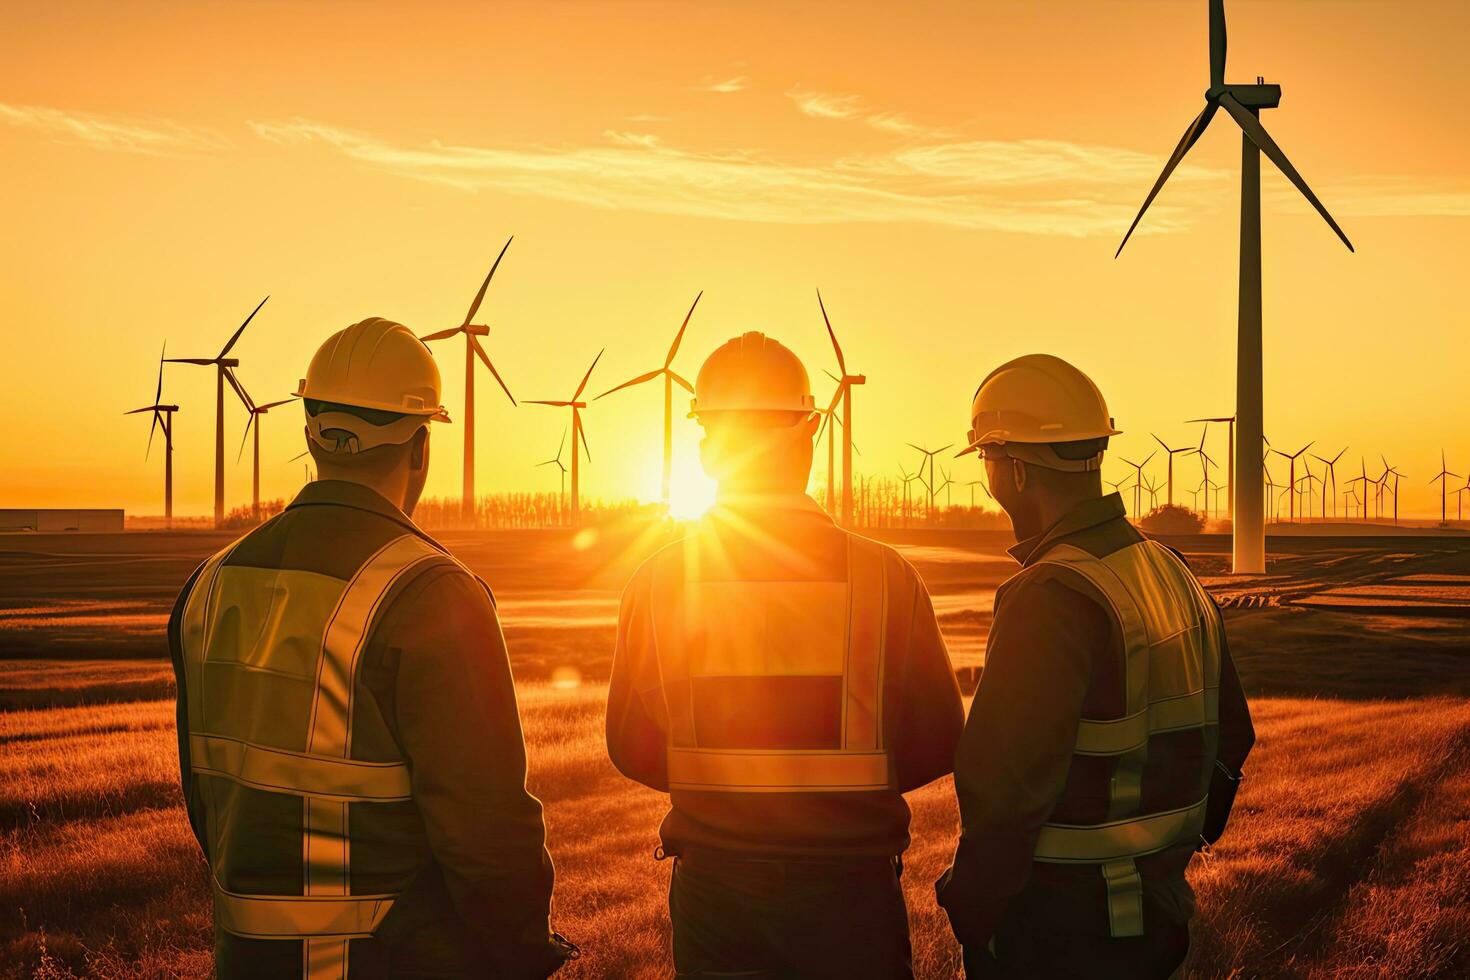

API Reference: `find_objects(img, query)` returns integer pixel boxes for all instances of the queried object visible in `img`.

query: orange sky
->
[3,1,1467,517]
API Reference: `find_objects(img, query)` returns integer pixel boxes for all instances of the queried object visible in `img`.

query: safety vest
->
[1022,539,1224,938]
[178,531,462,978]
[648,532,892,795]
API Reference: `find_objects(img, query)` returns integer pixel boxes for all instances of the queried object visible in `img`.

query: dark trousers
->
[668,851,914,980]
[964,920,1190,980]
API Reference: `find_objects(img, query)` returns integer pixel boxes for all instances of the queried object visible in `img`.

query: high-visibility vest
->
[647,532,893,795]
[1020,539,1225,938]
[178,531,464,978]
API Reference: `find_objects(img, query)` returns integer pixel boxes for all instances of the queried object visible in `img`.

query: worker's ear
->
[1011,458,1028,493]
[798,412,820,440]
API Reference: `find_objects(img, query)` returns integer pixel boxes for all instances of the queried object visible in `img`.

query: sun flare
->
[666,457,718,522]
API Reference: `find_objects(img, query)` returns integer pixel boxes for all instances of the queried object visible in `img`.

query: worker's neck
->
[319,469,413,515]
[717,471,809,498]
[1013,486,1100,542]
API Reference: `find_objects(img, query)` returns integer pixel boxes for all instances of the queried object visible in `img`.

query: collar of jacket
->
[286,480,430,538]
[709,491,833,522]
[1007,492,1129,567]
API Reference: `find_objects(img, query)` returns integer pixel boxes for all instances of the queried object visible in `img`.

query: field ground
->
[3,526,1470,978]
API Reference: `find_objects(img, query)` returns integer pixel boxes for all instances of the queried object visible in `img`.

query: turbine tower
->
[125,343,179,529]
[420,238,518,525]
[596,291,701,503]
[165,297,268,527]
[817,290,866,526]
[1152,434,1197,508]
[1117,0,1354,572]
[526,351,603,527]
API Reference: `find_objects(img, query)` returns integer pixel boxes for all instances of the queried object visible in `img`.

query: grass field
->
[4,528,1470,978]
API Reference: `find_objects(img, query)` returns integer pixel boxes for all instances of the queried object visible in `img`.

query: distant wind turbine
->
[1188,415,1235,520]
[125,343,180,529]
[165,296,268,527]
[1117,0,1354,572]
[232,376,297,521]
[1310,447,1347,520]
[817,290,866,526]
[420,238,518,524]
[1269,441,1314,522]
[908,443,951,520]
[596,291,701,502]
[1152,434,1197,508]
[526,351,603,527]
[1120,452,1157,519]
[537,428,569,514]
[1430,450,1460,526]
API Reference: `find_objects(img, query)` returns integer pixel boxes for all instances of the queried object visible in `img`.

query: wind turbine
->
[526,351,603,527]
[537,428,569,515]
[165,297,269,527]
[1188,415,1235,520]
[817,290,866,526]
[1142,475,1161,512]
[125,343,179,529]
[596,292,701,502]
[233,378,297,521]
[1379,456,1405,525]
[1269,442,1314,522]
[1311,447,1347,520]
[1455,480,1470,524]
[1430,450,1460,526]
[938,467,955,509]
[1346,459,1374,523]
[420,238,518,525]
[966,479,990,510]
[1120,452,1157,519]
[898,464,921,525]
[908,443,951,520]
[1117,0,1354,572]
[1152,434,1197,508]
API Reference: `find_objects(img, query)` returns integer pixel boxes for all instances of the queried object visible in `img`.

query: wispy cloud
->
[247,117,1217,237]
[702,76,749,94]
[0,103,227,155]
[787,87,863,121]
[786,87,951,138]
[1267,175,1470,219]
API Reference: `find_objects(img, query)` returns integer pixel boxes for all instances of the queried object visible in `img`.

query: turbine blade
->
[524,400,571,407]
[165,358,218,365]
[224,367,254,412]
[596,369,661,400]
[154,341,166,404]
[667,370,694,394]
[1209,0,1226,90]
[470,335,516,405]
[573,349,604,401]
[237,413,255,463]
[557,426,567,458]
[220,296,269,358]
[665,290,702,368]
[1116,103,1217,258]
[255,397,297,411]
[145,410,160,460]
[464,236,513,326]
[816,288,846,374]
[576,410,592,461]
[124,406,159,415]
[1218,92,1354,252]
[1152,433,1170,453]
[420,326,464,343]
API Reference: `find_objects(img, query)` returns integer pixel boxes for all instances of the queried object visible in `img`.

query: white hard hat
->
[958,354,1120,472]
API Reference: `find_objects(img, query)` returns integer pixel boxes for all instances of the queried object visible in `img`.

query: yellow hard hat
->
[297,318,450,420]
[958,353,1120,471]
[296,318,450,455]
[689,332,816,418]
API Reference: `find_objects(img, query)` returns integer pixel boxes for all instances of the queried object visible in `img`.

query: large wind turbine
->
[526,351,603,527]
[421,238,518,525]
[1117,0,1354,572]
[233,378,297,521]
[165,297,269,527]
[817,290,866,526]
[125,343,179,529]
[596,292,701,503]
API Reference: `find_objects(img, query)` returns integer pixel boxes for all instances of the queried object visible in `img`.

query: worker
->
[934,354,1255,979]
[168,318,576,979]
[606,331,965,979]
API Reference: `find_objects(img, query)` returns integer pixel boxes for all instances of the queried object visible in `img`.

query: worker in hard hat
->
[167,318,576,978]
[606,331,964,979]
[934,354,1255,979]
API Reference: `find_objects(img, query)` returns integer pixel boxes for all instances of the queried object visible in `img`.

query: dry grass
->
[5,684,1470,978]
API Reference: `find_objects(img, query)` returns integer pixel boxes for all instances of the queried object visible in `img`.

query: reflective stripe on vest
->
[1021,539,1224,938]
[180,531,460,976]
[657,534,892,793]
